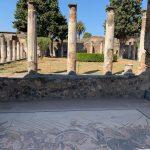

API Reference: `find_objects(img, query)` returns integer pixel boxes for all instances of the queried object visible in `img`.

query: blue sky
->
[0,0,148,36]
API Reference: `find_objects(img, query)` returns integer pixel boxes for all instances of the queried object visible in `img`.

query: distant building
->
[0,32,139,60]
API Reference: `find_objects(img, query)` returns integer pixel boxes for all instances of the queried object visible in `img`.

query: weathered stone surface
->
[27,1,38,72]
[67,4,77,74]
[0,34,6,63]
[139,10,147,60]
[12,40,17,61]
[0,73,149,101]
[104,6,115,74]
[6,39,12,62]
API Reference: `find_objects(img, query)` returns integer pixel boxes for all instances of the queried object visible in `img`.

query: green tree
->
[57,14,68,57]
[37,37,51,58]
[14,0,68,57]
[83,32,92,39]
[13,0,66,38]
[47,0,68,57]
[13,0,51,36]
[109,0,142,57]
[13,0,28,33]
[77,21,86,40]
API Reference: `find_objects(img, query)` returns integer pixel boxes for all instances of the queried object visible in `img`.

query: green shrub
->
[37,37,51,51]
[77,53,118,62]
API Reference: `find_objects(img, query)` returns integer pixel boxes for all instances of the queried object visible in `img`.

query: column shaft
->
[17,42,20,60]
[20,43,23,59]
[104,6,115,75]
[138,10,147,61]
[27,1,37,72]
[67,4,77,75]
[12,40,17,61]
[0,34,6,63]
[7,40,12,62]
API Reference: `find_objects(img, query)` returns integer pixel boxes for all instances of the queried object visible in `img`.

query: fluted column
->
[27,1,37,73]
[0,34,6,63]
[67,4,77,75]
[12,40,17,61]
[7,39,12,62]
[104,6,115,75]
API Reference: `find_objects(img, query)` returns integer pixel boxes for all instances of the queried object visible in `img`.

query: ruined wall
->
[0,73,149,101]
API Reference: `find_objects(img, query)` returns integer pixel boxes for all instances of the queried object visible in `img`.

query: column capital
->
[28,0,36,10]
[142,9,147,17]
[28,0,36,5]
[0,34,4,38]
[106,6,115,12]
[68,4,77,9]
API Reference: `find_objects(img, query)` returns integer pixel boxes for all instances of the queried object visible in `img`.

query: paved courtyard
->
[0,98,150,150]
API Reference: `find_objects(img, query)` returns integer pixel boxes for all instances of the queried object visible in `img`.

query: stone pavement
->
[0,98,150,150]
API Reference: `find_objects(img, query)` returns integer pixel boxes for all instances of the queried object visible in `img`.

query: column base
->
[104,71,113,76]
[68,71,77,76]
[28,61,37,73]
[1,59,6,64]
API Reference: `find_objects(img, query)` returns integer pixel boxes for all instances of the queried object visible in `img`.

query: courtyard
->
[0,58,139,77]
[0,0,150,149]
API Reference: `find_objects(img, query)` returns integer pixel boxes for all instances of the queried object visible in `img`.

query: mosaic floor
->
[0,109,150,150]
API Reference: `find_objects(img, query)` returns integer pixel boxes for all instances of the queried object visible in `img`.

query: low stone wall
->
[0,73,150,101]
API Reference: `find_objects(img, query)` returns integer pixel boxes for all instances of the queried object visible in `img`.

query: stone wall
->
[0,73,149,101]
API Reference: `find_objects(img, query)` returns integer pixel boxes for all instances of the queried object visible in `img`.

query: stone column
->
[27,1,37,73]
[132,42,136,60]
[12,40,17,61]
[100,41,103,54]
[17,42,20,60]
[138,51,146,74]
[138,10,147,62]
[7,39,12,62]
[90,41,94,53]
[0,34,6,63]
[128,42,132,59]
[20,43,23,59]
[67,4,77,75]
[104,6,115,75]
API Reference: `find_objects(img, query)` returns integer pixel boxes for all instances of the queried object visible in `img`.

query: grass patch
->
[77,53,118,62]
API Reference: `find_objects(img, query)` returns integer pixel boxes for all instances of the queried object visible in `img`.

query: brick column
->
[104,6,115,75]
[0,34,6,63]
[67,4,77,75]
[12,40,17,61]
[7,39,12,62]
[27,1,37,73]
